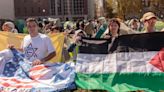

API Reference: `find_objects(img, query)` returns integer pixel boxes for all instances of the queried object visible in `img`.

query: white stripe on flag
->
[76,51,161,73]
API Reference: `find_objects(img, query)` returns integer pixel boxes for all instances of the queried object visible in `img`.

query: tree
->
[105,0,163,19]
[105,0,115,18]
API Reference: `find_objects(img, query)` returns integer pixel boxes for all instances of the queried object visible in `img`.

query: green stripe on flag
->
[76,73,164,92]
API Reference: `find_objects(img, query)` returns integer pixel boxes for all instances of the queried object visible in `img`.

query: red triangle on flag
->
[149,48,164,72]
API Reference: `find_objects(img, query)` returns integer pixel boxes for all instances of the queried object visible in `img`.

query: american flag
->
[0,49,75,92]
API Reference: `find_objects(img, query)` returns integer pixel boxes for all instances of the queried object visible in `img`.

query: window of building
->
[31,7,34,13]
[57,0,62,15]
[38,7,41,13]
[73,0,84,15]
[24,7,27,15]
[17,7,21,14]
[51,0,56,15]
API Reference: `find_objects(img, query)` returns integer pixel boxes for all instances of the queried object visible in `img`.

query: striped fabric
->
[0,49,75,92]
[76,32,164,92]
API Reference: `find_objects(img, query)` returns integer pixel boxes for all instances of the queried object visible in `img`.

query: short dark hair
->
[26,18,38,24]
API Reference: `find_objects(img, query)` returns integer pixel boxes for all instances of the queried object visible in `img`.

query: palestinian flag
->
[75,32,164,92]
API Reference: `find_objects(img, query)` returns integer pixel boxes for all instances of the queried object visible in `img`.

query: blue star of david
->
[25,43,38,59]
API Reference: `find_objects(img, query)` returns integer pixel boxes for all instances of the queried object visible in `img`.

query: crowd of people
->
[0,12,164,64]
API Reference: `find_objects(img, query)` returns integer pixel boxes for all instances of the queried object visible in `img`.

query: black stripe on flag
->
[78,32,164,54]
[109,32,164,53]
[79,37,111,54]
